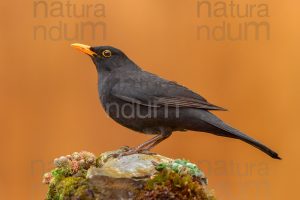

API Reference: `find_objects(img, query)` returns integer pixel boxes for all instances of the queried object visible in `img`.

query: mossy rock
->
[43,149,216,200]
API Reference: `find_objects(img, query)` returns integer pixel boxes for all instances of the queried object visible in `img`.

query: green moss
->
[51,168,71,182]
[46,168,92,200]
[156,159,205,178]
[47,176,93,200]
[138,162,215,200]
[58,177,91,200]
[46,168,70,200]
[46,183,59,200]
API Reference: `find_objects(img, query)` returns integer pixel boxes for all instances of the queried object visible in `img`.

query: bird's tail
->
[199,112,281,160]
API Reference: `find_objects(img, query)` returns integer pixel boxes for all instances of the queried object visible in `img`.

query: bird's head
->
[71,43,135,72]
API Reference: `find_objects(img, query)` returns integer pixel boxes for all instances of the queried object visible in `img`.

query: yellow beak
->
[71,43,97,56]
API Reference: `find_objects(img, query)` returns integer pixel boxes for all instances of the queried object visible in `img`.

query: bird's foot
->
[116,147,156,158]
[105,146,131,158]
[136,149,157,156]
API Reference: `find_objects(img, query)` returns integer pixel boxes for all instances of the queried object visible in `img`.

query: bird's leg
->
[134,134,162,151]
[119,130,172,157]
[118,135,162,157]
[137,129,172,152]
[143,132,172,151]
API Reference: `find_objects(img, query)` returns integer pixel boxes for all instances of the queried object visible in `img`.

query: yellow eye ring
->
[102,50,112,58]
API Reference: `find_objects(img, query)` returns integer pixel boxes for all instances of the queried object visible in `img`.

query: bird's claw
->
[116,148,157,158]
[139,150,157,155]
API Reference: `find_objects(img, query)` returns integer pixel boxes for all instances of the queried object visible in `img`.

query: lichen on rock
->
[43,149,216,200]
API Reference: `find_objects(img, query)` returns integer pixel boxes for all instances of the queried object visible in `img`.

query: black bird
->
[71,43,281,159]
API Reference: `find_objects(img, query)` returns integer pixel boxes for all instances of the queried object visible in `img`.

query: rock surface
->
[43,148,216,200]
[90,150,172,179]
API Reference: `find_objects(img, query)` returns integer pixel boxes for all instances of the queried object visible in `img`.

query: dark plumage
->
[71,43,281,159]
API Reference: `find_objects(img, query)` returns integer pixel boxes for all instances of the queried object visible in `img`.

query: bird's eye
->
[102,50,112,58]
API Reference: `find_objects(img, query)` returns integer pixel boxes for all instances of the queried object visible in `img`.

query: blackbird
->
[71,43,281,159]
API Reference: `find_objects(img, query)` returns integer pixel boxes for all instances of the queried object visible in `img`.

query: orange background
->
[0,0,299,199]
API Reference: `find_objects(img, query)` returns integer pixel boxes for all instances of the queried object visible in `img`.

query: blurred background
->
[0,0,299,199]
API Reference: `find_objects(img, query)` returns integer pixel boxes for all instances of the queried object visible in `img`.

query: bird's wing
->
[110,70,226,111]
[154,96,226,110]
